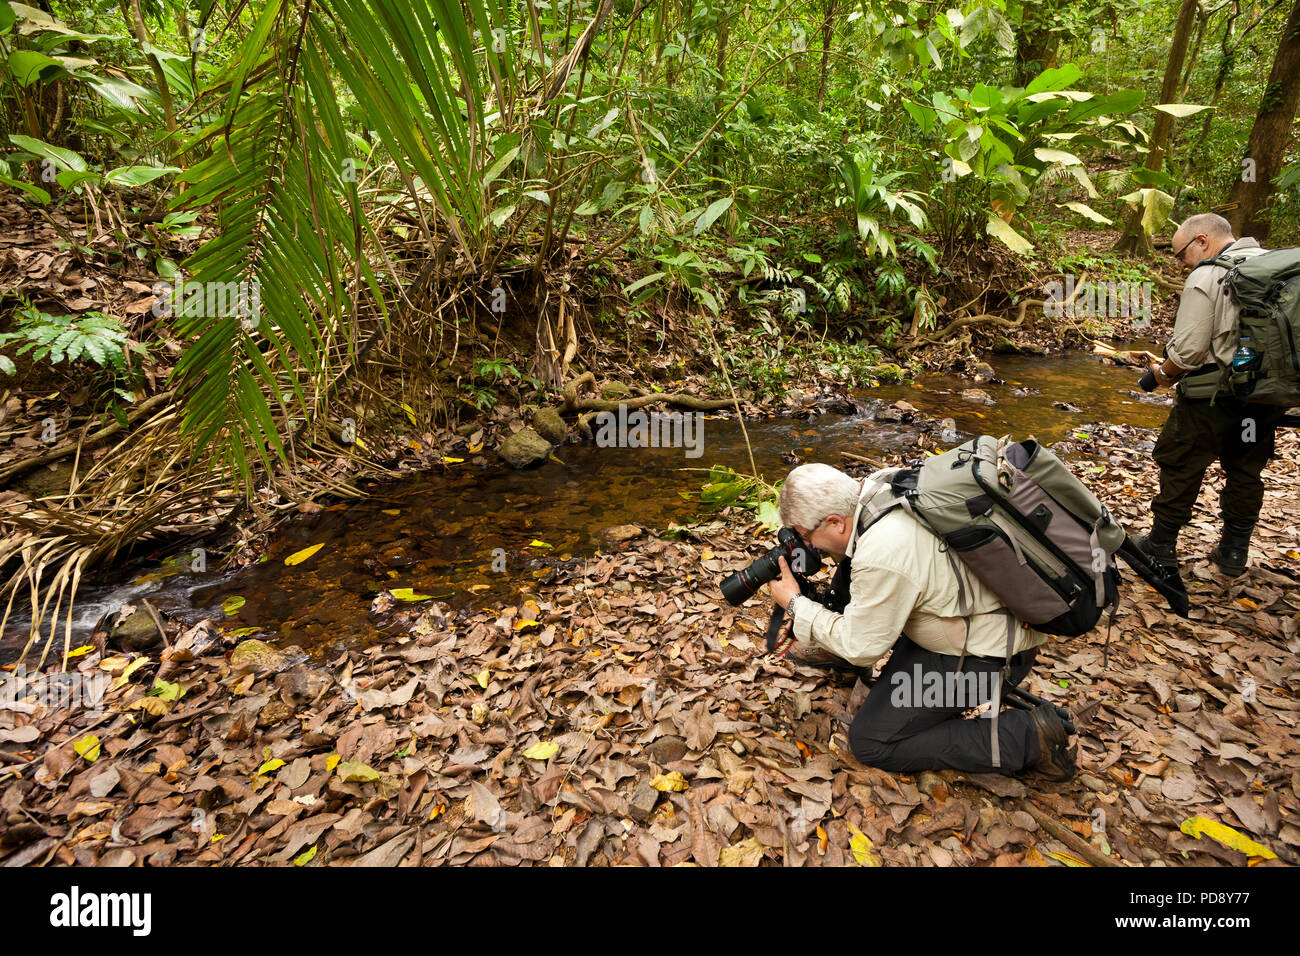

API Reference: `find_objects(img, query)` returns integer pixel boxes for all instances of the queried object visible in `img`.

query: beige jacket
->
[1166,237,1267,371]
[788,508,1048,668]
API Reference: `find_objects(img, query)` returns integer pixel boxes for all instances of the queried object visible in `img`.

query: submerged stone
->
[498,427,552,468]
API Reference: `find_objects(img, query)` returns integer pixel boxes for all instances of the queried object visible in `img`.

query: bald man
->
[1133,213,1284,577]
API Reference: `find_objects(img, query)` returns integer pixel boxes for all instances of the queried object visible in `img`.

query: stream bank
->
[2,342,1298,867]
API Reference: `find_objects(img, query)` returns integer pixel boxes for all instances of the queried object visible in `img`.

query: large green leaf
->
[1152,103,1213,118]
[986,216,1034,255]
[693,197,733,236]
[9,134,87,171]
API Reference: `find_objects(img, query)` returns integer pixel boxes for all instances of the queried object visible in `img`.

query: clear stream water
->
[1,347,1174,663]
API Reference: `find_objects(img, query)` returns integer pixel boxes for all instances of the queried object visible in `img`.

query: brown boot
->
[1030,703,1076,781]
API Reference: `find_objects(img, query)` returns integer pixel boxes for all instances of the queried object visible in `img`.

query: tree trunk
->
[1114,0,1200,255]
[124,0,176,134]
[1014,6,1060,86]
[818,0,836,111]
[1226,0,1300,243]
[711,0,728,171]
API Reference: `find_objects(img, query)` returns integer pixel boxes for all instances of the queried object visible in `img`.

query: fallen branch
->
[562,372,734,413]
[1017,797,1119,867]
[0,390,175,487]
[902,299,1040,351]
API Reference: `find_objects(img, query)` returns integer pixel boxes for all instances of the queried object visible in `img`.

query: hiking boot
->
[1131,517,1181,568]
[1030,703,1076,781]
[1209,519,1254,578]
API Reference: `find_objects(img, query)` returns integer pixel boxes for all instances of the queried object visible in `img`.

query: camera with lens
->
[719,526,823,605]
[720,527,849,652]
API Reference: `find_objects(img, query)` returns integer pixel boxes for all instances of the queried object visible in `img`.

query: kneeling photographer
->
[733,461,1076,780]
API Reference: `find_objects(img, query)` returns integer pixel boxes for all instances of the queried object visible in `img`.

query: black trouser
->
[1152,393,1285,528]
[849,635,1041,774]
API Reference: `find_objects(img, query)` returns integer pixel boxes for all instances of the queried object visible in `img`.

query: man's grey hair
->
[1176,212,1233,240]
[778,463,861,529]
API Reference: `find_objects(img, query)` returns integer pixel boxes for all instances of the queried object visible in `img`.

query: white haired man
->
[765,462,1075,779]
[1133,212,1284,577]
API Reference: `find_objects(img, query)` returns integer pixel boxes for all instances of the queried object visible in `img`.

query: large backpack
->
[1190,247,1300,406]
[852,435,1126,643]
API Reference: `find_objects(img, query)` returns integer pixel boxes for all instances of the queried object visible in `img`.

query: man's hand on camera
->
[769,556,800,611]
[1150,357,1185,388]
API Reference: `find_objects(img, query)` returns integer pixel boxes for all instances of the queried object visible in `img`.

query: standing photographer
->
[1134,213,1284,576]
[764,463,1076,780]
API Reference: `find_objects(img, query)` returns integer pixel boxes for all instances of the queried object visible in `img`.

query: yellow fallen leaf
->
[475,668,490,689]
[1235,597,1258,611]
[221,595,245,615]
[1286,549,1300,560]
[439,456,464,464]
[846,822,881,866]
[110,656,149,690]
[336,761,379,783]
[382,509,401,516]
[391,588,431,601]
[1042,849,1090,867]
[408,439,424,452]
[468,442,484,453]
[513,618,540,631]
[1024,845,1051,867]
[650,772,689,792]
[284,543,324,566]
[816,825,828,852]
[210,833,225,843]
[400,403,417,425]
[129,696,170,716]
[224,626,261,638]
[528,539,553,549]
[294,845,318,866]
[523,741,559,760]
[718,836,764,867]
[325,753,341,772]
[66,644,95,659]
[429,803,446,821]
[73,734,100,762]
[1180,816,1277,859]
[258,758,285,775]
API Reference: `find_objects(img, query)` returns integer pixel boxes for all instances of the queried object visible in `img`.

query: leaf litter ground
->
[1,421,1297,867]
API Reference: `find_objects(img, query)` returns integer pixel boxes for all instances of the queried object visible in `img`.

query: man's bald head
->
[1171,213,1234,269]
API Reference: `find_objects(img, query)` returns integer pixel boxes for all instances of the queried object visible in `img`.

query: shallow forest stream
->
[1,344,1172,662]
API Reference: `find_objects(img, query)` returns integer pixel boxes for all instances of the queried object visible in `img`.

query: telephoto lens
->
[1138,369,1158,392]
[719,527,821,606]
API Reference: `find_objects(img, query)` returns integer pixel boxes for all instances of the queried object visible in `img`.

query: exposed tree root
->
[561,371,735,413]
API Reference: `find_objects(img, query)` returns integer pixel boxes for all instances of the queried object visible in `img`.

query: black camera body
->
[720,527,850,653]
[720,526,822,606]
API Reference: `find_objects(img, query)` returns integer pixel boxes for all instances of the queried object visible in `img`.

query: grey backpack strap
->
[1088,517,1106,608]
[988,610,1018,770]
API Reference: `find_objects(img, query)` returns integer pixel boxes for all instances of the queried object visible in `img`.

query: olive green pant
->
[1152,393,1285,528]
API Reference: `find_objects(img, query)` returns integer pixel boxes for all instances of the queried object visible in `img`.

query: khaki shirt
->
[1166,237,1267,371]
[789,508,1048,668]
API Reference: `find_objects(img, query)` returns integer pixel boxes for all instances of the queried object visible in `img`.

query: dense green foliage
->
[1,0,1297,486]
